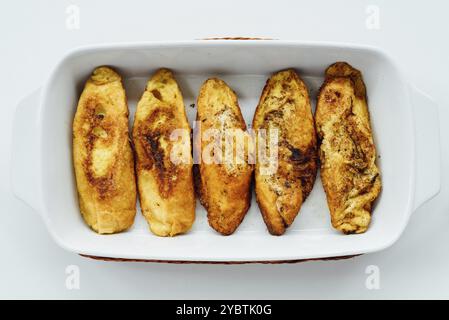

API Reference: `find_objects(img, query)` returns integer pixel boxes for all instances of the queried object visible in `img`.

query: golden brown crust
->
[195,78,253,235]
[315,62,381,234]
[132,68,195,237]
[72,66,136,234]
[252,69,318,235]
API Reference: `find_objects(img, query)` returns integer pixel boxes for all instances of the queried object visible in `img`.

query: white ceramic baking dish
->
[11,40,441,262]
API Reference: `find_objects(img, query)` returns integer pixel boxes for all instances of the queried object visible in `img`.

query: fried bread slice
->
[315,62,381,234]
[73,66,136,234]
[195,78,253,235]
[133,68,195,236]
[253,69,318,235]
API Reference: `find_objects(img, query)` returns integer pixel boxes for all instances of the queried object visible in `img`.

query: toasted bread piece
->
[315,62,381,234]
[133,69,195,236]
[252,69,318,235]
[195,78,253,235]
[73,66,136,234]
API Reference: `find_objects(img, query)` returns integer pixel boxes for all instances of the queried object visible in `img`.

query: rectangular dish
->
[11,40,441,262]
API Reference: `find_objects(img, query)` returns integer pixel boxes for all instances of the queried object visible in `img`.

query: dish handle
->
[409,85,441,212]
[11,89,43,214]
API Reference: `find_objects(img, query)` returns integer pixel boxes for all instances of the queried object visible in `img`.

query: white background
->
[1,0,448,299]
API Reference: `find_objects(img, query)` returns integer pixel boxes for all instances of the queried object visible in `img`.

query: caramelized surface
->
[195,78,253,235]
[73,67,136,234]
[133,69,195,236]
[253,69,318,235]
[315,62,381,234]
